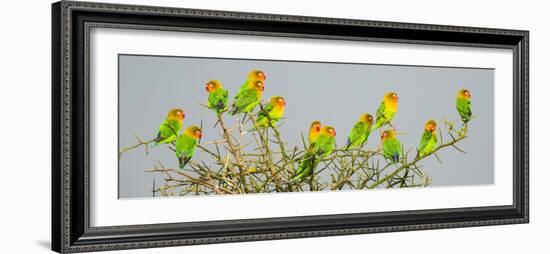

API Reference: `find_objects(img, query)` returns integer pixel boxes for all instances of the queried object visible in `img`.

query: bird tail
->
[149,140,159,149]
[178,157,191,169]
[344,138,352,151]
[216,101,226,114]
[373,120,384,130]
[291,154,316,182]
[228,104,238,115]
[392,153,399,164]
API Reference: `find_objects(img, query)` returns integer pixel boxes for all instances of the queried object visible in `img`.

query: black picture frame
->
[51,1,529,253]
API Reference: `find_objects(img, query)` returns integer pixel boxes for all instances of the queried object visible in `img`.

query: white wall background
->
[0,0,546,253]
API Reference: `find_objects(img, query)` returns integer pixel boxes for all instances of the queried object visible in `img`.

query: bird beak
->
[205,86,210,92]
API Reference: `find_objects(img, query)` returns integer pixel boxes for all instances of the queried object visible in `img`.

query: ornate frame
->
[52,1,529,253]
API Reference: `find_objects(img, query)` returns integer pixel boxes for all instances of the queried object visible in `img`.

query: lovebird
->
[381,129,402,164]
[344,113,373,150]
[255,96,286,128]
[237,70,266,91]
[229,79,265,115]
[234,69,266,102]
[456,89,472,123]
[247,69,266,83]
[308,121,322,145]
[205,80,229,115]
[418,120,438,158]
[374,92,399,129]
[292,126,336,182]
[176,126,202,169]
[152,108,185,147]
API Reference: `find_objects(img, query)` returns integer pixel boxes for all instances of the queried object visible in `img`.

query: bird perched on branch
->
[418,120,438,158]
[229,70,265,115]
[345,113,373,150]
[151,108,185,147]
[290,121,321,182]
[255,96,286,128]
[292,125,336,182]
[205,80,228,115]
[374,92,399,129]
[456,89,472,124]
[381,129,402,164]
[176,126,202,169]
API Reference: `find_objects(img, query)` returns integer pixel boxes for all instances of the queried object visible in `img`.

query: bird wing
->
[375,101,387,128]
[418,131,432,152]
[176,134,196,158]
[157,119,179,140]
[376,101,386,119]
[234,89,259,109]
[348,121,367,145]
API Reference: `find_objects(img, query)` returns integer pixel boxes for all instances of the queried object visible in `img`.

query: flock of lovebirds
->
[146,70,473,183]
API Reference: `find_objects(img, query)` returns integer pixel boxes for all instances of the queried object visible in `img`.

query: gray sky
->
[118,54,494,198]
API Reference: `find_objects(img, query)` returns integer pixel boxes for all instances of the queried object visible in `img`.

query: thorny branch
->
[121,107,470,196]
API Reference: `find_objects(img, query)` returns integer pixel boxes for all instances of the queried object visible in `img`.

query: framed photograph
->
[52,1,529,253]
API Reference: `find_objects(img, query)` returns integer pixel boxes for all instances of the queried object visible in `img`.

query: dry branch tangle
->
[120,107,470,196]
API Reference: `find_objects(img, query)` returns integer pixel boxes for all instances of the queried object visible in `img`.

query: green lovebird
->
[205,80,229,115]
[374,92,399,129]
[152,108,185,147]
[456,89,472,123]
[418,120,438,158]
[236,70,266,92]
[344,113,374,150]
[308,121,322,145]
[243,69,266,89]
[292,125,336,182]
[229,79,265,115]
[381,129,402,164]
[255,96,286,128]
[176,126,202,169]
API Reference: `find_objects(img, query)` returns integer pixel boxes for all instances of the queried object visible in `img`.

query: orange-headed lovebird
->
[418,120,437,158]
[345,113,373,150]
[456,89,472,123]
[308,121,322,145]
[205,80,229,115]
[152,108,185,147]
[255,96,286,128]
[381,129,402,164]
[229,76,264,115]
[374,92,398,129]
[292,126,336,182]
[176,126,202,169]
